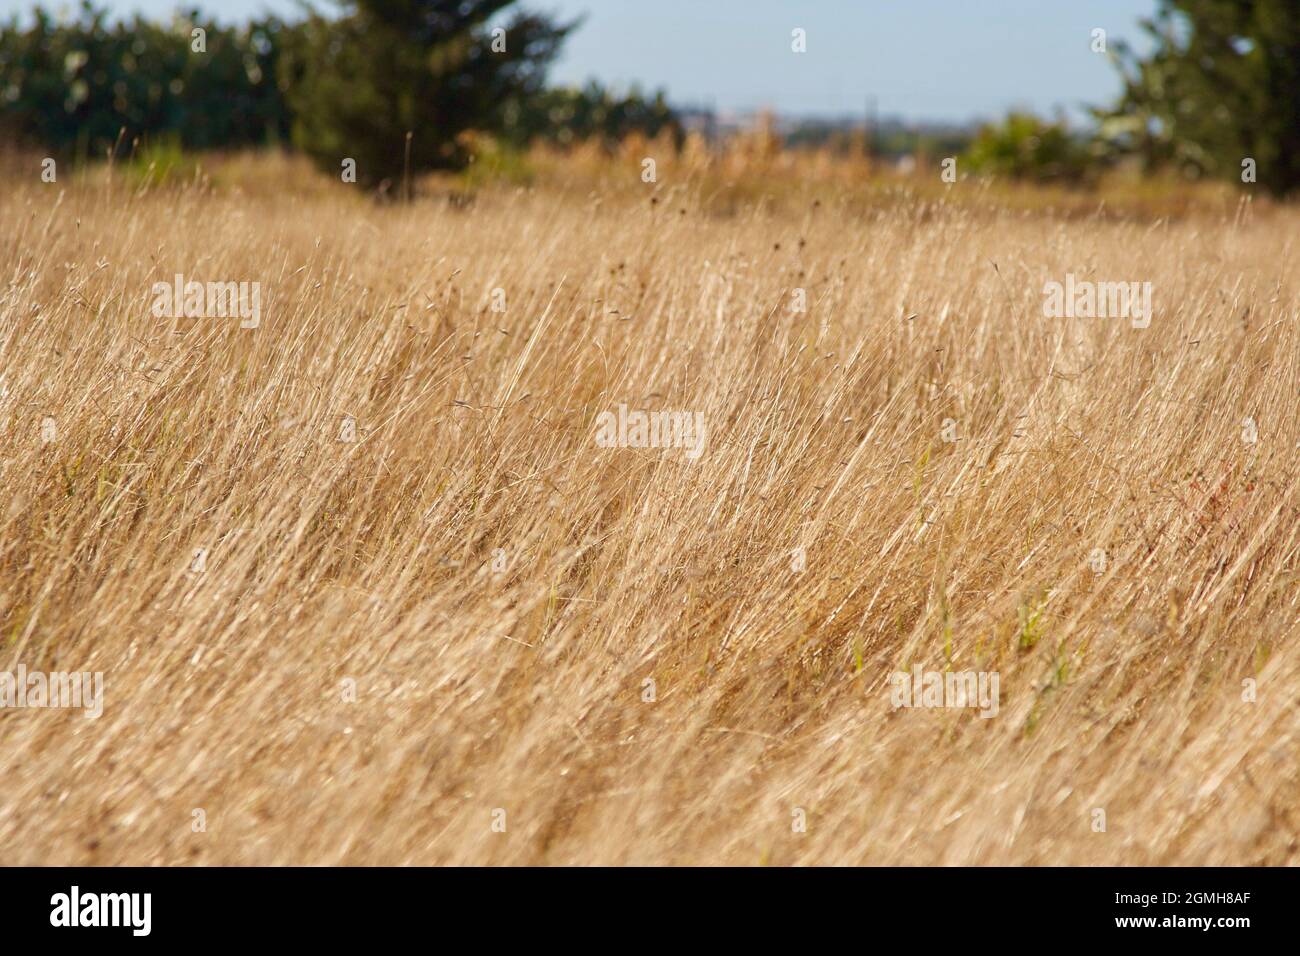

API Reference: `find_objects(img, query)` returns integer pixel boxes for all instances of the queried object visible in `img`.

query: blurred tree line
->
[0,3,292,154]
[505,81,681,149]
[0,0,680,185]
[4,0,1297,196]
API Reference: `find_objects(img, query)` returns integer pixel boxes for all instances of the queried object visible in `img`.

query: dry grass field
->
[1,153,1298,865]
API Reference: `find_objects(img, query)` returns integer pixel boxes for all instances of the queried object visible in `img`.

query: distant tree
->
[503,81,681,149]
[1097,0,1300,196]
[965,112,1093,184]
[283,0,573,189]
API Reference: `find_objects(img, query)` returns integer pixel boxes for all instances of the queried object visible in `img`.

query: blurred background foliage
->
[1,0,1297,196]
[1093,0,1300,197]
[0,0,680,186]
[0,3,292,155]
[965,112,1096,185]
[505,81,682,150]
[281,0,575,185]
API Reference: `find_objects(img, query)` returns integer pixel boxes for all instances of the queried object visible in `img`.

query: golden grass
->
[0,156,1297,865]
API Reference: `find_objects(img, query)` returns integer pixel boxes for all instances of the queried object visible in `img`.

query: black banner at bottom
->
[0,866,1286,943]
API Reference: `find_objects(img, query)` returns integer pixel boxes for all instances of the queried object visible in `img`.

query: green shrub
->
[965,112,1095,184]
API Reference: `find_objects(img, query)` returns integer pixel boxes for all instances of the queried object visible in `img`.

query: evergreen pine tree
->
[283,0,573,189]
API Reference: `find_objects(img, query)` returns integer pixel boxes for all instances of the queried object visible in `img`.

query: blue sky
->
[0,0,1158,123]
